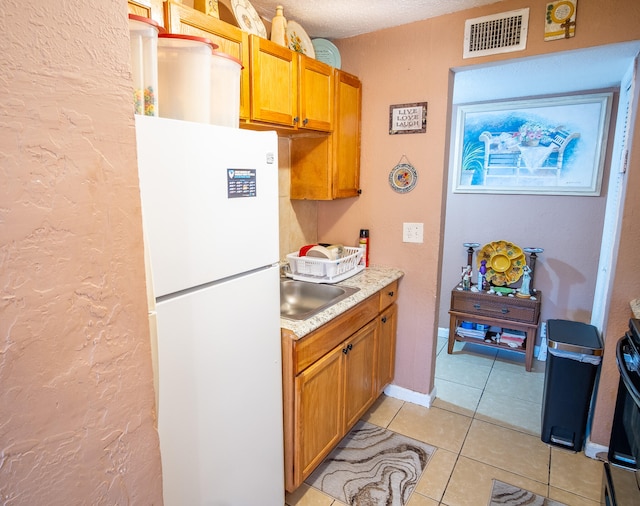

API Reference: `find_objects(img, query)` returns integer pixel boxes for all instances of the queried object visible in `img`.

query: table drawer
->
[451,291,540,324]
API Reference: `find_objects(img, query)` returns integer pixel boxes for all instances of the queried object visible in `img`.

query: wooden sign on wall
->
[389,102,427,134]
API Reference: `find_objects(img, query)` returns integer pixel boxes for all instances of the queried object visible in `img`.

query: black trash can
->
[541,319,603,451]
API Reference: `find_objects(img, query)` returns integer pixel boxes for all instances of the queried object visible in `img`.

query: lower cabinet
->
[282,281,399,492]
[294,319,376,483]
[377,303,397,394]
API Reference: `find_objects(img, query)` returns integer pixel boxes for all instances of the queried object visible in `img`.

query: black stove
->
[603,319,640,505]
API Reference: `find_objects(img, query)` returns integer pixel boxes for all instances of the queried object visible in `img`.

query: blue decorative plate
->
[311,38,341,68]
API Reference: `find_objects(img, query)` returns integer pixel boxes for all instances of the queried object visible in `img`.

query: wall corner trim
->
[384,384,435,408]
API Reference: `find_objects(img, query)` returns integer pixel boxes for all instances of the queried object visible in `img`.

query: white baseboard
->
[584,437,608,461]
[384,383,436,408]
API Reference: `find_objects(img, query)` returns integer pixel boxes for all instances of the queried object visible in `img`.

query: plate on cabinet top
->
[230,0,267,38]
[477,240,525,286]
[286,20,315,58]
[311,38,341,68]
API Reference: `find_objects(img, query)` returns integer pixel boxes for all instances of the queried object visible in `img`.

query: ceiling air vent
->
[463,8,529,59]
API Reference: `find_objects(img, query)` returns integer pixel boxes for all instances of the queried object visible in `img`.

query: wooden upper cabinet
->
[248,37,333,131]
[127,0,164,26]
[298,55,334,132]
[333,70,362,198]
[290,69,362,200]
[163,0,250,121]
[249,36,298,127]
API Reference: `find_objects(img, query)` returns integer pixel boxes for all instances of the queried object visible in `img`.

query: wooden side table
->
[448,286,542,371]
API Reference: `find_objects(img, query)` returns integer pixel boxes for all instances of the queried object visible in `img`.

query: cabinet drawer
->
[379,280,398,311]
[451,290,540,324]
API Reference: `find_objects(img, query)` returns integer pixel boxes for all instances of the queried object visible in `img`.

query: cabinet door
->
[343,320,377,430]
[298,55,334,132]
[377,304,397,393]
[294,344,344,484]
[128,0,164,25]
[333,70,362,198]
[250,36,298,127]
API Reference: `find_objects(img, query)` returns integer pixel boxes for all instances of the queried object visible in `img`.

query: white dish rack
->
[286,246,365,283]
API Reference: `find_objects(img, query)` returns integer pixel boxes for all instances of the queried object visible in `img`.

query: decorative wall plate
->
[311,38,341,68]
[230,0,267,38]
[388,162,418,193]
[477,240,525,286]
[286,20,315,57]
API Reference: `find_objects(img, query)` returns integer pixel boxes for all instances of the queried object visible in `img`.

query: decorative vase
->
[270,5,287,46]
[522,139,540,147]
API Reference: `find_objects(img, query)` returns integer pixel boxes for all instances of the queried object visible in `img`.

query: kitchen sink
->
[280,278,360,321]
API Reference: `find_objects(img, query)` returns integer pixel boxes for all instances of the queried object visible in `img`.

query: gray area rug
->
[305,421,435,505]
[489,480,568,506]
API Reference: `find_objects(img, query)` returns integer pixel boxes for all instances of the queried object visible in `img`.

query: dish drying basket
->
[286,246,364,283]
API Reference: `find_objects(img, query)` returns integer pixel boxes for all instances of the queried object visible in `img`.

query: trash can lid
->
[547,319,603,356]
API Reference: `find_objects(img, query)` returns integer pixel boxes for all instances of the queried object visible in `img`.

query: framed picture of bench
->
[451,92,612,195]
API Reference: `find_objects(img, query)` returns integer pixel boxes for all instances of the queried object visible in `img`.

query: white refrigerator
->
[135,115,284,506]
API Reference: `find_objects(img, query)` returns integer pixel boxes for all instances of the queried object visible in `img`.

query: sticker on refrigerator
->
[227,169,256,198]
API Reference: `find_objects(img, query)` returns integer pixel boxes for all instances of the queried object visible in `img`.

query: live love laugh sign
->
[389,102,427,134]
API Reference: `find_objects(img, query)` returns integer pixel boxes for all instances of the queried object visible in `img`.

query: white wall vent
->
[463,8,529,59]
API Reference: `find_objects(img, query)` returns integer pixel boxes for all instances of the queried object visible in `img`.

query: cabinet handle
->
[388,291,394,297]
[357,189,362,195]
[381,316,387,323]
[501,308,510,314]
[293,116,299,124]
[303,118,308,126]
[343,343,353,354]
[343,347,349,354]
[348,343,353,351]
[474,303,481,309]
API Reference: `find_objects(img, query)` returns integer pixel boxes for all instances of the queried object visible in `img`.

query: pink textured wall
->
[0,1,163,503]
[320,0,640,436]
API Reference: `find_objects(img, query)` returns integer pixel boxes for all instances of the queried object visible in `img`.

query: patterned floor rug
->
[305,421,435,505]
[489,480,568,506]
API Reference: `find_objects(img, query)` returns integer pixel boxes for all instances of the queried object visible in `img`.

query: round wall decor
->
[388,157,418,193]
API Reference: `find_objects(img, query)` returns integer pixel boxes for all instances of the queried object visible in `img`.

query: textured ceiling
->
[248,0,510,39]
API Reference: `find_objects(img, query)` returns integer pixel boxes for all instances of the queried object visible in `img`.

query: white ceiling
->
[248,0,510,39]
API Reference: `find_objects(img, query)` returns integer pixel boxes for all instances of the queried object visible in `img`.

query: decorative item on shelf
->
[517,265,532,298]
[523,247,544,292]
[478,259,488,291]
[463,242,481,271]
[194,0,220,18]
[286,20,315,57]
[461,265,472,291]
[230,0,268,38]
[388,155,418,193]
[311,38,341,68]
[477,240,525,286]
[270,5,287,46]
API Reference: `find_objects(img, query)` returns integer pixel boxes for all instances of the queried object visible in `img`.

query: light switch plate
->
[403,222,424,243]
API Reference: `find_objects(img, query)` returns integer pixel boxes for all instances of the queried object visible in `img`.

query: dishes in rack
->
[477,240,526,286]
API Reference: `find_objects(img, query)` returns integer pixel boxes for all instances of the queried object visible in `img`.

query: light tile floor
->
[285,336,604,506]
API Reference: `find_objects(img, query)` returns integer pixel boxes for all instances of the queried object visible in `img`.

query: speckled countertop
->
[631,299,640,318]
[280,266,404,340]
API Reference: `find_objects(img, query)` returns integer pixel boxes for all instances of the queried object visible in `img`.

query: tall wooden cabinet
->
[290,69,362,200]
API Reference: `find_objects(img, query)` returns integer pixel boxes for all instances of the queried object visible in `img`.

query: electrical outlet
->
[403,222,424,243]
